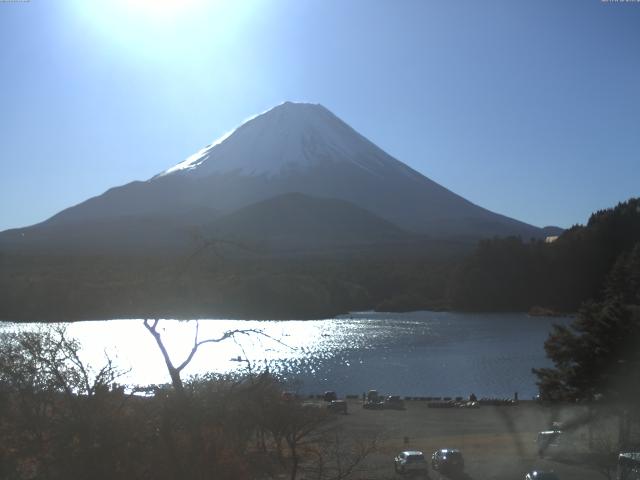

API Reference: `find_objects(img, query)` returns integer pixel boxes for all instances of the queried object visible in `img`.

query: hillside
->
[449,197,640,312]
[206,192,414,253]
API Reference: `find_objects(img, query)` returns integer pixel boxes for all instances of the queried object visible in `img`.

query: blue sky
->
[1,0,639,231]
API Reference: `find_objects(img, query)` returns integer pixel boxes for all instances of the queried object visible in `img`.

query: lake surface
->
[0,311,567,398]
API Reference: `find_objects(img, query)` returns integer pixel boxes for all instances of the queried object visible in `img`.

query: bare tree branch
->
[143,318,288,393]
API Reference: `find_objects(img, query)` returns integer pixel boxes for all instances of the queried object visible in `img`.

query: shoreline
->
[0,307,576,323]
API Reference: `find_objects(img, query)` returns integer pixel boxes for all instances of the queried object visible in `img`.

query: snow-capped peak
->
[157,101,396,179]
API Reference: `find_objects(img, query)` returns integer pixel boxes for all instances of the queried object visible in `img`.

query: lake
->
[0,311,568,398]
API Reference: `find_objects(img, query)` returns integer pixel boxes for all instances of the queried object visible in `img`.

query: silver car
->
[394,450,427,474]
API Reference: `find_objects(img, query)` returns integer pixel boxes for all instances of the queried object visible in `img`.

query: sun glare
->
[70,0,252,63]
[124,0,205,21]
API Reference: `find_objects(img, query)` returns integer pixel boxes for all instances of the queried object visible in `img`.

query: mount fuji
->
[1,102,546,254]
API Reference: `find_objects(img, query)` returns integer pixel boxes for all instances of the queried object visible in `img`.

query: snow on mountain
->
[158,101,418,179]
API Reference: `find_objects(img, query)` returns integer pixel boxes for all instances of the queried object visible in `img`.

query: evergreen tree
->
[533,242,640,446]
[605,242,640,304]
[449,197,640,312]
[533,300,640,403]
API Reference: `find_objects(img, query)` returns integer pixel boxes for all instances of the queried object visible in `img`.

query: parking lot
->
[322,399,608,480]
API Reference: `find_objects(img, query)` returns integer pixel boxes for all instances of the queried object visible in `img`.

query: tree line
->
[448,198,640,312]
[0,249,455,321]
[1,198,638,320]
[530,200,640,453]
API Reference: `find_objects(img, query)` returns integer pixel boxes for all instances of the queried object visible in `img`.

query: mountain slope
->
[1,101,545,253]
[0,208,218,254]
[206,192,412,252]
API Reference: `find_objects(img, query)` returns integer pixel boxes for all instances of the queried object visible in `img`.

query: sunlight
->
[125,0,205,21]
[70,0,257,63]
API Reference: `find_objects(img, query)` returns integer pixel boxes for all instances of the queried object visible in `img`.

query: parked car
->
[536,430,570,457]
[394,450,428,474]
[323,391,337,402]
[431,449,464,472]
[367,390,380,402]
[525,470,559,480]
[327,399,348,414]
[384,395,406,410]
[362,389,384,409]
[363,400,384,409]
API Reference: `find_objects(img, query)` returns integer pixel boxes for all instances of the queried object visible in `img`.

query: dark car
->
[384,395,406,410]
[432,449,464,472]
[367,390,380,402]
[525,470,559,480]
[327,399,348,414]
[323,391,337,402]
[363,400,384,409]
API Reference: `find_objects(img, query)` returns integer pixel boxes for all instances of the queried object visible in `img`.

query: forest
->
[0,198,638,320]
[531,204,640,450]
[448,197,640,313]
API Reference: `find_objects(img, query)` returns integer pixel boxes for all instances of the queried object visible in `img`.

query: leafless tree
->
[142,318,262,395]
[304,426,380,480]
[143,236,268,395]
[259,399,333,480]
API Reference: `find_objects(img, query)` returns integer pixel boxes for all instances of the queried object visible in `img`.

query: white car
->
[394,450,427,474]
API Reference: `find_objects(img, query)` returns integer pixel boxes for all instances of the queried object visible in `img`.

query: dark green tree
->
[534,300,640,403]
[449,197,640,312]
[534,243,640,448]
